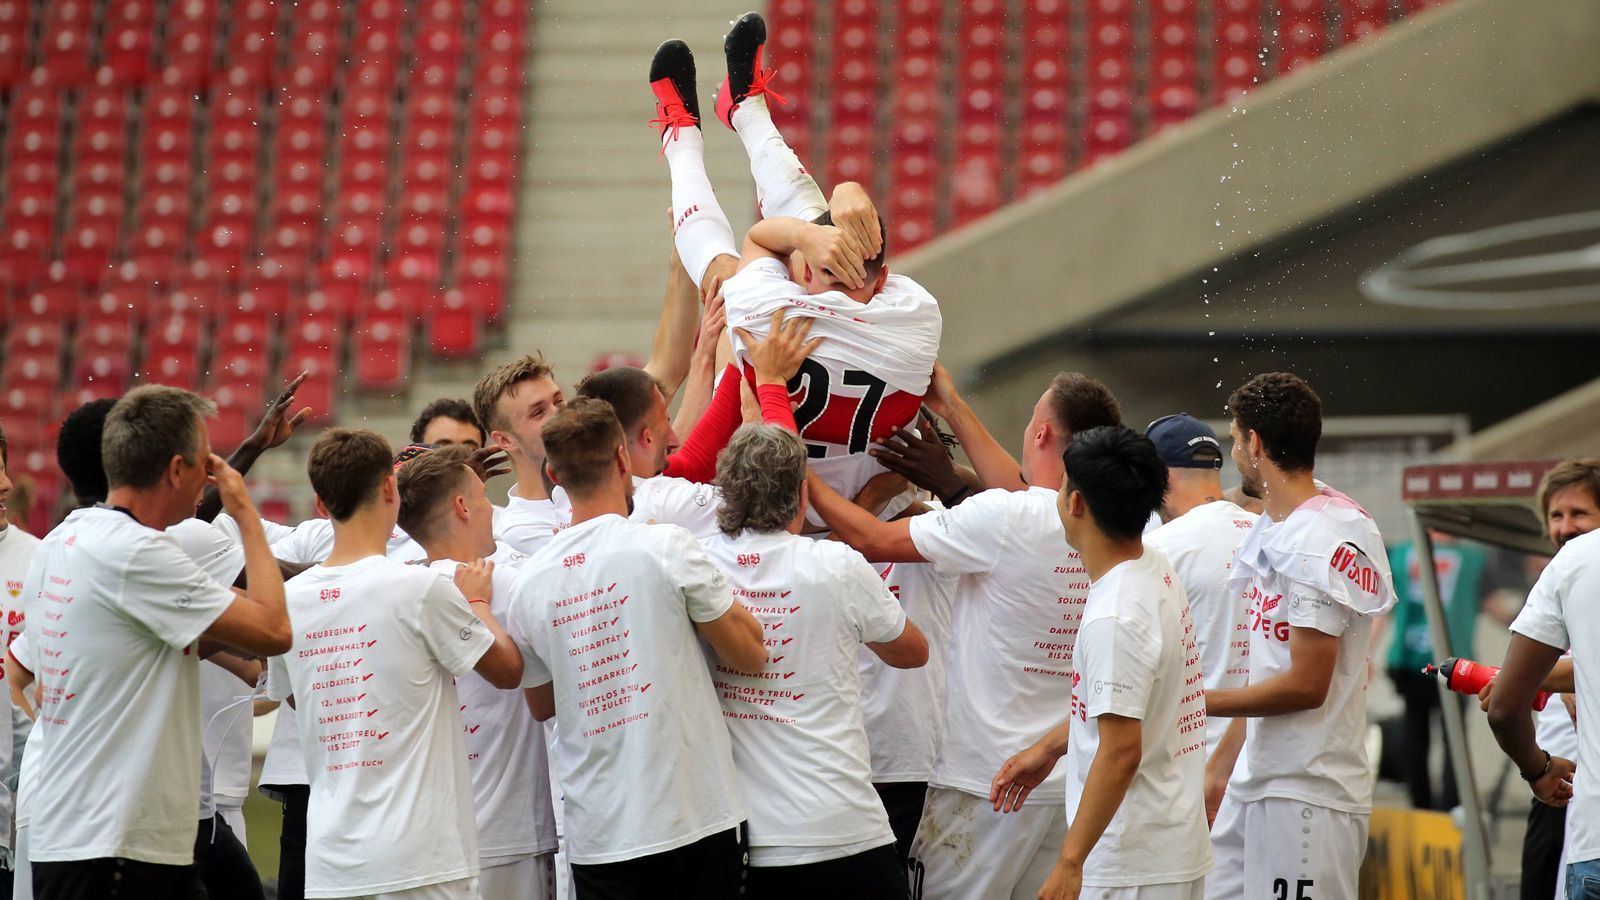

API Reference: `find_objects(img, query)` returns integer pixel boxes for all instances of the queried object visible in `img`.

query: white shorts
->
[1208,796,1366,900]
[1083,877,1206,899]
[346,876,480,900]
[909,785,1068,900]
[481,854,556,900]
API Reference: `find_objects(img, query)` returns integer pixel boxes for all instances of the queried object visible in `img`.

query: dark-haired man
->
[701,424,926,898]
[268,428,523,900]
[411,398,486,450]
[1142,415,1255,757]
[992,425,1210,899]
[1203,373,1396,900]
[506,399,764,899]
[397,446,558,900]
[22,386,290,899]
[808,371,1121,900]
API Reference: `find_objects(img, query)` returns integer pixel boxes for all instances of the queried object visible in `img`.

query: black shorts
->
[571,825,746,900]
[873,781,928,868]
[34,857,206,900]
[745,843,908,900]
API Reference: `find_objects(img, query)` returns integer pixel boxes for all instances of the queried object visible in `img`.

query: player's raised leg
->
[650,39,739,292]
[717,11,828,221]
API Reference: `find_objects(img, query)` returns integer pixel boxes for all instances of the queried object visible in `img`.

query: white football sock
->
[731,95,828,221]
[663,128,739,288]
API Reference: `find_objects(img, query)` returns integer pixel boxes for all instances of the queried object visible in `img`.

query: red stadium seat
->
[354,320,411,391]
[70,349,131,393]
[4,320,64,359]
[429,290,480,357]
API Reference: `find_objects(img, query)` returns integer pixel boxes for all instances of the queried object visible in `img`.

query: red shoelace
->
[649,101,699,153]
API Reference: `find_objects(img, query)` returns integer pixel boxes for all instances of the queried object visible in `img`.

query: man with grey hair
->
[700,424,928,898]
[19,385,291,899]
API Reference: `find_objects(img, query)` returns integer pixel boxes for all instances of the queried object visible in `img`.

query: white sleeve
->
[265,654,292,702]
[842,553,907,645]
[214,512,298,550]
[1284,584,1354,638]
[8,632,34,673]
[167,519,246,587]
[1078,616,1159,721]
[906,489,1011,578]
[1510,557,1571,651]
[415,574,496,677]
[636,479,723,541]
[662,529,734,624]
[272,519,335,566]
[506,613,552,690]
[119,533,240,650]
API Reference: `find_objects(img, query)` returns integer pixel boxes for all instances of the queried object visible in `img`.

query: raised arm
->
[201,457,292,656]
[670,294,727,437]
[644,246,704,404]
[196,373,311,522]
[806,470,927,563]
[742,217,870,289]
[925,363,1027,492]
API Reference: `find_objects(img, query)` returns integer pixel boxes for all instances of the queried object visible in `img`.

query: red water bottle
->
[1424,657,1551,711]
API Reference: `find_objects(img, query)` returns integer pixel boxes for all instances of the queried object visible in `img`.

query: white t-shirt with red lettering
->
[1226,490,1396,814]
[427,553,558,865]
[548,477,723,542]
[1144,500,1257,753]
[723,257,941,507]
[699,529,904,864]
[858,560,957,783]
[1065,550,1211,887]
[907,486,1089,804]
[498,485,571,558]
[1511,529,1600,865]
[505,514,744,865]
[0,523,39,849]
[268,556,493,897]
[25,506,238,864]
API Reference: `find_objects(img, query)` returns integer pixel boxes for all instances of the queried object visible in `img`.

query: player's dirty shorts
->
[1206,796,1367,900]
[908,786,1067,900]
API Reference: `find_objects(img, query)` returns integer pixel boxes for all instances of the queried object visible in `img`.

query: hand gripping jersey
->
[1224,488,1397,813]
[722,258,942,505]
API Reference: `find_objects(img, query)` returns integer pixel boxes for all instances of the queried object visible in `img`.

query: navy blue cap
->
[1145,414,1223,469]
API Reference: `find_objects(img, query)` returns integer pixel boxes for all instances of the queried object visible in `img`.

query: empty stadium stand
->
[0,0,526,528]
[767,0,1452,253]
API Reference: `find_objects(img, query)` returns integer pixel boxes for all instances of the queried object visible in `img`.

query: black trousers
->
[873,781,928,869]
[745,844,908,900]
[1523,800,1567,900]
[194,813,265,900]
[571,825,746,900]
[34,857,206,900]
[1389,667,1461,811]
[275,784,311,900]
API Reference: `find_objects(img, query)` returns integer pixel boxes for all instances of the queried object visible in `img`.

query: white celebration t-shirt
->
[699,529,903,864]
[1145,500,1257,753]
[427,553,558,863]
[907,487,1089,804]
[497,485,571,557]
[1510,528,1600,865]
[24,506,237,864]
[1225,490,1396,814]
[858,560,957,782]
[268,556,493,897]
[505,514,744,865]
[0,522,40,848]
[1064,550,1211,887]
[1535,651,1578,760]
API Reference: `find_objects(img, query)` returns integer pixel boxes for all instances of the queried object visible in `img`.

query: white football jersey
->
[723,257,942,505]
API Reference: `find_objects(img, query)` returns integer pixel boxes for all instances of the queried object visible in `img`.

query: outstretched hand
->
[990,740,1060,813]
[467,446,511,483]
[797,224,869,290]
[736,308,822,386]
[870,412,967,503]
[246,372,313,452]
[828,182,883,260]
